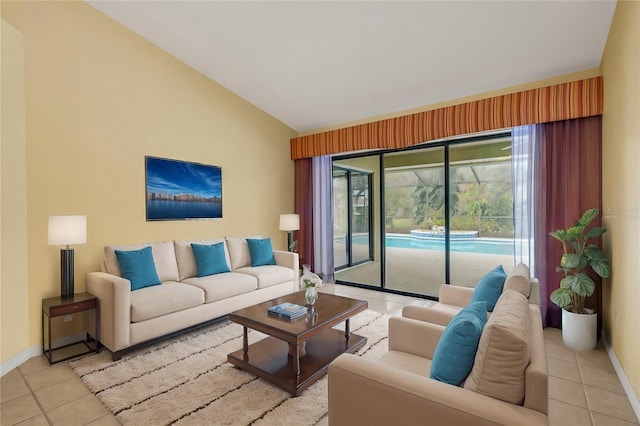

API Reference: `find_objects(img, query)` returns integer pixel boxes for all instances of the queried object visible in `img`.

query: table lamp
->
[48,215,86,299]
[279,214,299,252]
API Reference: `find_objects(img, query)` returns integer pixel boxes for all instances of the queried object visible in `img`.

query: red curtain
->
[294,158,314,270]
[535,116,602,329]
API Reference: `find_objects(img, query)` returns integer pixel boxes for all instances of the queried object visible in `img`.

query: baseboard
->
[1,332,87,377]
[602,332,640,422]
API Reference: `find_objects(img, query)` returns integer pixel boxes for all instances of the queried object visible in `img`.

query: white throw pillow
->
[225,236,261,270]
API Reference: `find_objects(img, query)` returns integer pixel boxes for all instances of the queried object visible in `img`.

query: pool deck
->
[335,245,514,297]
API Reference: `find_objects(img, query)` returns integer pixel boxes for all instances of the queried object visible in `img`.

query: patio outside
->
[335,244,514,298]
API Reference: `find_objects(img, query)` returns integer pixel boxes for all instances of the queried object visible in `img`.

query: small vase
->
[305,287,318,306]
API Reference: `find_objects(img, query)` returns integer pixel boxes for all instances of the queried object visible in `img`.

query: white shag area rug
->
[70,310,390,426]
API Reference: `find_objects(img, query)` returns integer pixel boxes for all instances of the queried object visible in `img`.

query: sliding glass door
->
[448,139,514,286]
[333,169,349,268]
[383,146,445,297]
[333,133,515,298]
[333,156,380,287]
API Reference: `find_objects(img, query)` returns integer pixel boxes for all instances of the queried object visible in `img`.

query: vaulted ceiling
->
[87,1,617,132]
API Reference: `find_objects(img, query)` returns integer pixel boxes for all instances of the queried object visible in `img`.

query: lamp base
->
[60,248,74,299]
[287,231,294,252]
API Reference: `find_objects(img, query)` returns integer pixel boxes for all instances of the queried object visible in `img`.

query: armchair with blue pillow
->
[402,262,539,326]
[328,263,548,425]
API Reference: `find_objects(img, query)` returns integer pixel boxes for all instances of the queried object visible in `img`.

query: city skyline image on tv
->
[145,156,223,220]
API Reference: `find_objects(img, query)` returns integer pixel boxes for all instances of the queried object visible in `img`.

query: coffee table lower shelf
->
[227,328,366,396]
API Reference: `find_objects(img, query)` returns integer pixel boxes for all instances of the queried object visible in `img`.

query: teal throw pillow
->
[114,246,161,291]
[429,301,488,386]
[471,265,508,311]
[246,238,276,266]
[191,242,231,277]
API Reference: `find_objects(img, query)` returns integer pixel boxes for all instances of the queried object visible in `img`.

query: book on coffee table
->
[268,302,307,319]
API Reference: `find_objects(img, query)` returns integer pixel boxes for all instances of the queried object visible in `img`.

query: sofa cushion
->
[130,282,205,322]
[503,262,531,298]
[464,289,530,405]
[226,236,261,270]
[105,241,180,282]
[234,265,294,289]
[429,301,487,386]
[471,265,507,311]
[182,272,257,303]
[174,238,231,281]
[114,246,162,291]
[247,238,277,267]
[191,242,231,277]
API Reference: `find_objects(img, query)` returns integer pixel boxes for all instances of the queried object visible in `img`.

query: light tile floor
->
[1,284,638,425]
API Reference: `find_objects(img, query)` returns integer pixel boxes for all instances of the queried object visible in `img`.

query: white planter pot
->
[562,308,597,352]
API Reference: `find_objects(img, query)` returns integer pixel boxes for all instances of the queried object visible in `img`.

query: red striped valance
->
[290,76,603,159]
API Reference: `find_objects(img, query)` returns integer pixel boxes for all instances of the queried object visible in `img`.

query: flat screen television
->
[145,156,223,221]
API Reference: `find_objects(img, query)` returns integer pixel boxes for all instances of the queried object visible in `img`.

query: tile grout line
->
[575,351,597,426]
[17,364,54,426]
[576,351,640,425]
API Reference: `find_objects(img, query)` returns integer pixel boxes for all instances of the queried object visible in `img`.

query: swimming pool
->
[344,234,514,255]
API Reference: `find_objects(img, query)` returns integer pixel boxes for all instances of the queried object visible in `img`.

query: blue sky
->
[146,157,222,198]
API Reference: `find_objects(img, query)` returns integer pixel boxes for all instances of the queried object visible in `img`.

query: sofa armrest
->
[389,317,444,359]
[529,278,541,305]
[402,305,456,326]
[86,272,132,353]
[329,354,547,426]
[439,284,474,306]
[525,305,548,414]
[273,250,299,292]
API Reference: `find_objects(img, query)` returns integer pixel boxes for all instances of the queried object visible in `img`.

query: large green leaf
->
[578,255,588,271]
[560,275,574,289]
[585,248,611,278]
[549,230,568,242]
[570,273,596,297]
[585,245,606,260]
[566,225,585,240]
[560,253,581,269]
[590,259,611,278]
[579,208,599,227]
[586,227,606,240]
[550,287,572,308]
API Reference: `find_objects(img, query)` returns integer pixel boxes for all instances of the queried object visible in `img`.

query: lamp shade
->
[279,214,300,231]
[48,215,87,246]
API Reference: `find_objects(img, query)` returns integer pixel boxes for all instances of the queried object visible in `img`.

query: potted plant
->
[549,208,611,351]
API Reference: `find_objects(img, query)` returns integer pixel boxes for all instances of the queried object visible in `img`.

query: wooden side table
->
[42,292,99,364]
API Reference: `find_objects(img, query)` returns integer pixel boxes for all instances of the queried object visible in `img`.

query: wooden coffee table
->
[227,291,368,396]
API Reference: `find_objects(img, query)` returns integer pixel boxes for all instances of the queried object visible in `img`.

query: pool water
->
[348,235,514,255]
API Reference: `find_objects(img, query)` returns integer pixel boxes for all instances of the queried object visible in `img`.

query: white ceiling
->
[86,1,616,132]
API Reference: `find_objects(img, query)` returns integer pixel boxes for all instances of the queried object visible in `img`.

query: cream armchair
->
[403,263,540,326]
[328,290,548,426]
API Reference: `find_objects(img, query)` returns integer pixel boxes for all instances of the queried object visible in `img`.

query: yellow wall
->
[1,1,296,363]
[1,18,30,363]
[601,0,640,398]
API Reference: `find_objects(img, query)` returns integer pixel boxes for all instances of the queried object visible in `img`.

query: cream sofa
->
[328,289,548,425]
[87,237,298,360]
